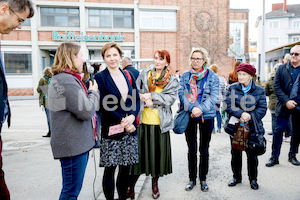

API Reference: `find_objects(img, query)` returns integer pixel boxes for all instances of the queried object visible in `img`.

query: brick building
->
[1,0,248,96]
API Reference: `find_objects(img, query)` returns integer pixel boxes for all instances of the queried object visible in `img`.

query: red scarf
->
[64,68,88,96]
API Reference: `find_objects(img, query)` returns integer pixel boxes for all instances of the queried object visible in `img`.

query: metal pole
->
[260,0,266,82]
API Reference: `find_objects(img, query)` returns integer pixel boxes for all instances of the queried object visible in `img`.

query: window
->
[269,37,278,45]
[292,36,300,43]
[293,21,300,28]
[22,19,31,26]
[88,9,133,29]
[40,7,79,27]
[4,52,32,74]
[140,10,177,30]
[269,21,279,29]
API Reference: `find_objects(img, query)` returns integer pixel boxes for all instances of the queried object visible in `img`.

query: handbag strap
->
[250,113,259,133]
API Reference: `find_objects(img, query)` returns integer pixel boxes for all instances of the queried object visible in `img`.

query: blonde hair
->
[210,64,218,73]
[101,42,122,58]
[189,47,210,67]
[51,43,81,74]
[43,67,52,78]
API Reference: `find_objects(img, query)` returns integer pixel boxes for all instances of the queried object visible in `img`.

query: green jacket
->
[265,76,276,110]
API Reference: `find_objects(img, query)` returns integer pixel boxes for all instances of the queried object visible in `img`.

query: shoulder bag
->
[247,114,266,156]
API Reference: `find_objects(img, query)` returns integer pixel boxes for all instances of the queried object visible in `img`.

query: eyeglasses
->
[9,7,25,24]
[290,52,300,57]
[191,57,204,61]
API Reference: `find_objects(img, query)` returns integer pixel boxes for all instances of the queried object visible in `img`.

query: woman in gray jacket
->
[127,49,179,199]
[48,42,99,200]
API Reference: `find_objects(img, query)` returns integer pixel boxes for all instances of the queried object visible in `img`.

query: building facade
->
[1,0,248,96]
[256,1,300,75]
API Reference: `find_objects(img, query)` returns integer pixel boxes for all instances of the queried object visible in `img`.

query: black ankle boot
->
[43,131,51,137]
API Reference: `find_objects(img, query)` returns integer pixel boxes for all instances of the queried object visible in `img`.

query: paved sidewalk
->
[1,99,145,200]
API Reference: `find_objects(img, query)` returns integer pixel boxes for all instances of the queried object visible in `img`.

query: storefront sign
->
[52,31,124,42]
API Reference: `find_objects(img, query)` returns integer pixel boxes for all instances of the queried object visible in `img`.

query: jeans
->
[271,113,292,136]
[213,104,222,131]
[44,106,51,132]
[185,117,214,182]
[0,134,10,200]
[230,137,258,181]
[271,113,276,134]
[272,113,300,159]
[59,152,89,200]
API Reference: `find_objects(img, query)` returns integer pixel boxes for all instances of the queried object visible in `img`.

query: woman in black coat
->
[224,63,267,190]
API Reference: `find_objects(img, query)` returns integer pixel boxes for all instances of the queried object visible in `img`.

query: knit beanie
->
[236,63,256,77]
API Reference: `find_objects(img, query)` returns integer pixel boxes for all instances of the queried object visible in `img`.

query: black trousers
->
[230,138,258,181]
[185,117,213,182]
[103,165,130,200]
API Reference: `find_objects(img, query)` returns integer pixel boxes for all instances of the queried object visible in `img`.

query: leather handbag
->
[248,114,266,156]
[232,122,250,151]
[173,109,190,134]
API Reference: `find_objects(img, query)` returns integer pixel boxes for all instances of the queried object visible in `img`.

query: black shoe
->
[42,131,51,137]
[288,156,300,166]
[267,132,273,135]
[185,181,196,191]
[200,181,209,192]
[250,180,259,190]
[266,157,279,167]
[228,178,241,187]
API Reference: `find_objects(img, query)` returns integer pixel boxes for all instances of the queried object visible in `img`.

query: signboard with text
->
[52,31,124,42]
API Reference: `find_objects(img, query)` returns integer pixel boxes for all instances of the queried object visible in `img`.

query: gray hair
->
[122,56,132,64]
[189,47,211,67]
[0,0,35,18]
[284,53,290,61]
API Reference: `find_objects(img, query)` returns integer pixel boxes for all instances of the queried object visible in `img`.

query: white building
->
[256,1,300,74]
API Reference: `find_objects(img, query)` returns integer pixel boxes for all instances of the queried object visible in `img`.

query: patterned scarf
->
[188,64,208,103]
[148,66,171,92]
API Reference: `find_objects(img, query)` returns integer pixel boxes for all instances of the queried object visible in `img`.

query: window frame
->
[40,7,80,27]
[268,20,279,29]
[88,8,134,29]
[268,37,279,45]
[139,10,177,31]
[2,51,32,75]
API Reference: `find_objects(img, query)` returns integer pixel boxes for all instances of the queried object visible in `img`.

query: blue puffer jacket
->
[178,69,219,120]
[224,81,267,135]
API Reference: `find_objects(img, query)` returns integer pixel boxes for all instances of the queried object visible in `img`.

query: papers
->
[228,116,239,125]
[108,124,124,136]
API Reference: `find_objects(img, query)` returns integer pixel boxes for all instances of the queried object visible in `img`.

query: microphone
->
[87,62,94,85]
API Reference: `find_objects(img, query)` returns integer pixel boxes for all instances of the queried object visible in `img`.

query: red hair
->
[154,49,171,65]
[229,60,240,82]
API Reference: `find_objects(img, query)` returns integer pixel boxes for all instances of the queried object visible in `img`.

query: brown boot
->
[152,177,160,199]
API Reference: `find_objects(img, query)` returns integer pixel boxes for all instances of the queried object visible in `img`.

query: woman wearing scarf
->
[95,42,140,200]
[37,67,53,137]
[48,43,99,199]
[178,47,219,192]
[224,63,267,190]
[127,49,179,199]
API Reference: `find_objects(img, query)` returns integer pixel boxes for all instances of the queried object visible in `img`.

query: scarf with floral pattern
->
[188,64,208,103]
[148,66,171,92]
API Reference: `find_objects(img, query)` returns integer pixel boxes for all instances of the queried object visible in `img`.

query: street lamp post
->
[260,0,266,82]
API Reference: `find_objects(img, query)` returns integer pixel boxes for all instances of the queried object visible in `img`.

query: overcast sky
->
[230,0,300,41]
